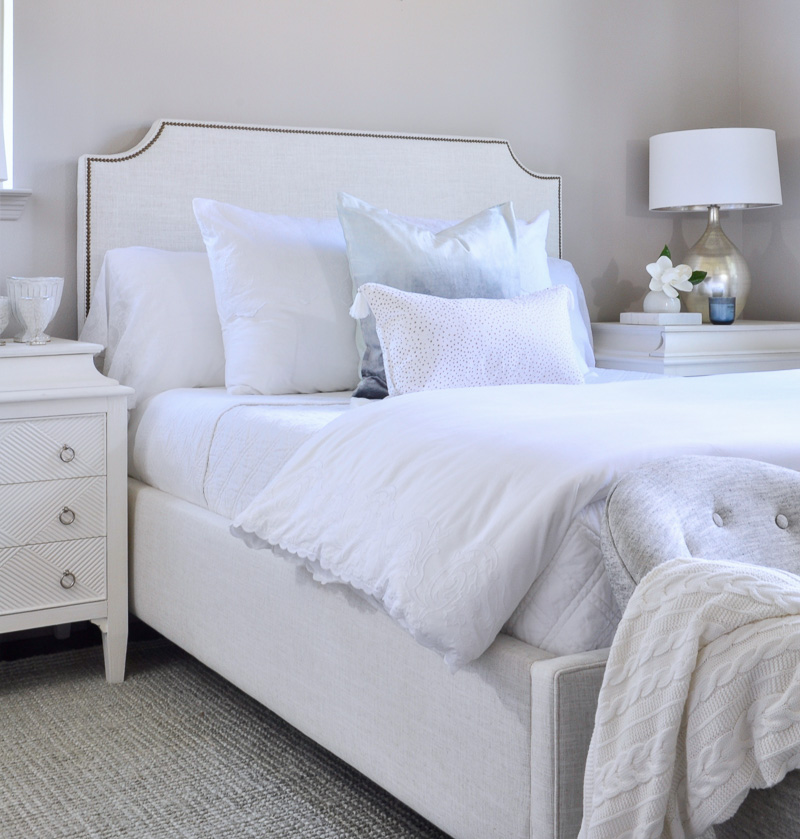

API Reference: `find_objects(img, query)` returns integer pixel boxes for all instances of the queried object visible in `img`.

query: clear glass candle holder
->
[7,277,64,344]
[708,296,736,326]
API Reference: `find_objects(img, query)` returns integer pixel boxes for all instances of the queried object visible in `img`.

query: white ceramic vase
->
[7,277,64,344]
[642,289,680,314]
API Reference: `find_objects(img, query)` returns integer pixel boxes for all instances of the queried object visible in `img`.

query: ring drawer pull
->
[58,507,76,526]
[59,445,76,463]
[60,571,76,589]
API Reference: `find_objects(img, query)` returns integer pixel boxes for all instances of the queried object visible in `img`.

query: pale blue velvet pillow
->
[338,193,523,399]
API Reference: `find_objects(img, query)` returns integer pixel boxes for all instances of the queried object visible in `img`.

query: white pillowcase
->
[193,198,360,395]
[547,257,594,370]
[518,211,552,295]
[338,193,531,399]
[79,247,225,410]
[353,283,585,396]
[405,208,552,295]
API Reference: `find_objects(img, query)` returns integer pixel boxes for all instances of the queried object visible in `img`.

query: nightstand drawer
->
[0,537,106,615]
[0,414,105,484]
[0,339,131,681]
[0,477,106,548]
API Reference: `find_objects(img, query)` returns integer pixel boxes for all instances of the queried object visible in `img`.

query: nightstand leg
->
[91,617,128,683]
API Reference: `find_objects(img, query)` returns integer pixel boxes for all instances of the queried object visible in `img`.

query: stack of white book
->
[619,312,702,325]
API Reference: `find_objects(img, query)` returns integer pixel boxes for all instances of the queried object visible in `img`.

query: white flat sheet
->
[131,369,661,657]
[132,388,352,518]
[231,370,800,668]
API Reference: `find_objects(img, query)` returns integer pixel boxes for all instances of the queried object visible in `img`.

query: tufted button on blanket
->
[776,513,789,529]
[712,511,724,527]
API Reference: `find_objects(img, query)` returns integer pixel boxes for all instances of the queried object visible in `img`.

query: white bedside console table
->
[591,321,800,377]
[0,339,132,682]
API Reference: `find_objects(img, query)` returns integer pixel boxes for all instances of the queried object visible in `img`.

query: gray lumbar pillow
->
[601,455,800,611]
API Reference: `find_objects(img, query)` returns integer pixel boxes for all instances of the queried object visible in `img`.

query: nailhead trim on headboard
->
[81,120,563,320]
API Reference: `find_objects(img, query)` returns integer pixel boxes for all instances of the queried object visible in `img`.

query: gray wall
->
[1,0,746,338]
[739,0,800,320]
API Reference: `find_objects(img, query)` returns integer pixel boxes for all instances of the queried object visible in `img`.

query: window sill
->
[0,188,32,220]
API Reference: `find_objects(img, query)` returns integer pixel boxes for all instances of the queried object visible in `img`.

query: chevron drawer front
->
[0,414,105,485]
[0,340,132,682]
[0,537,106,615]
[0,476,106,548]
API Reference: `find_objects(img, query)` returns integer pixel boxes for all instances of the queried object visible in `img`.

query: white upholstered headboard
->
[77,119,562,328]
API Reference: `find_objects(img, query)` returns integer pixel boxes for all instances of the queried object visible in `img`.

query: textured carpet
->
[0,638,449,839]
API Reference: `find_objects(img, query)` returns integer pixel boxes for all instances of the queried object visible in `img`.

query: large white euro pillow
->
[79,246,225,410]
[353,283,585,396]
[193,198,360,395]
[338,193,532,399]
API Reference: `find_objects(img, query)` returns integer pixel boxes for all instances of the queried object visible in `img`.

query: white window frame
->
[0,0,31,219]
[2,0,13,186]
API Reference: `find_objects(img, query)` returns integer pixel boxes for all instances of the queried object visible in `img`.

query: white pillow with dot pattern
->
[352,283,585,396]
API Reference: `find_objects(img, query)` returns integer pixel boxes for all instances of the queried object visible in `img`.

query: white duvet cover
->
[131,370,656,658]
[231,371,800,669]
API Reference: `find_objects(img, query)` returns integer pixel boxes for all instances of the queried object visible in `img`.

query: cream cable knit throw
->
[579,557,800,839]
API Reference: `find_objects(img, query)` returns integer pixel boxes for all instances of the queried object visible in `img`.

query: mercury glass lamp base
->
[679,205,750,323]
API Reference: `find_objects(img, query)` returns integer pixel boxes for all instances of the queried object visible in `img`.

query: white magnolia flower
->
[646,255,693,298]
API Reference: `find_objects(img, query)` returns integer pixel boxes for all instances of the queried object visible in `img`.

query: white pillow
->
[518,210,552,295]
[79,247,225,410]
[352,283,585,396]
[193,198,360,395]
[547,257,594,370]
[338,193,527,399]
[417,210,552,294]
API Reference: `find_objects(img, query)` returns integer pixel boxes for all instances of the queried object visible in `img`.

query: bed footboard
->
[129,478,607,839]
[531,649,608,839]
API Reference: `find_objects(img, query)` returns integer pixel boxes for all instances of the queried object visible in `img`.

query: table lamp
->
[649,127,782,321]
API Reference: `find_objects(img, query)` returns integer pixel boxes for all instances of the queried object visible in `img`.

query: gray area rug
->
[0,638,449,839]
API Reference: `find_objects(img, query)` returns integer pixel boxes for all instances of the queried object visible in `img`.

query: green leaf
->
[659,244,671,259]
[689,270,707,285]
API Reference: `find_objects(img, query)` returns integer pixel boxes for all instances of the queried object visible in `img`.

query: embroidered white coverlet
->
[232,371,800,668]
[580,557,800,839]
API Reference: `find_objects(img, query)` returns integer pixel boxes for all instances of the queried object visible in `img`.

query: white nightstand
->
[0,339,132,682]
[591,320,800,376]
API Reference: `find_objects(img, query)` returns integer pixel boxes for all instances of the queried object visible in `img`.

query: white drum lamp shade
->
[648,128,782,321]
[649,128,782,211]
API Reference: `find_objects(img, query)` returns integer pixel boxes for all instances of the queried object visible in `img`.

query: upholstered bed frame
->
[77,120,606,839]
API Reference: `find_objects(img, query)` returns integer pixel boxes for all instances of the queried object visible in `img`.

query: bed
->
[76,120,800,839]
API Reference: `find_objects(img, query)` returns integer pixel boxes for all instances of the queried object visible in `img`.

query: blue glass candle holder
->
[708,296,736,325]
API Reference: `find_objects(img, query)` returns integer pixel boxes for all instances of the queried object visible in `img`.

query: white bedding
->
[131,369,653,514]
[230,370,800,669]
[130,369,658,658]
[131,389,351,518]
